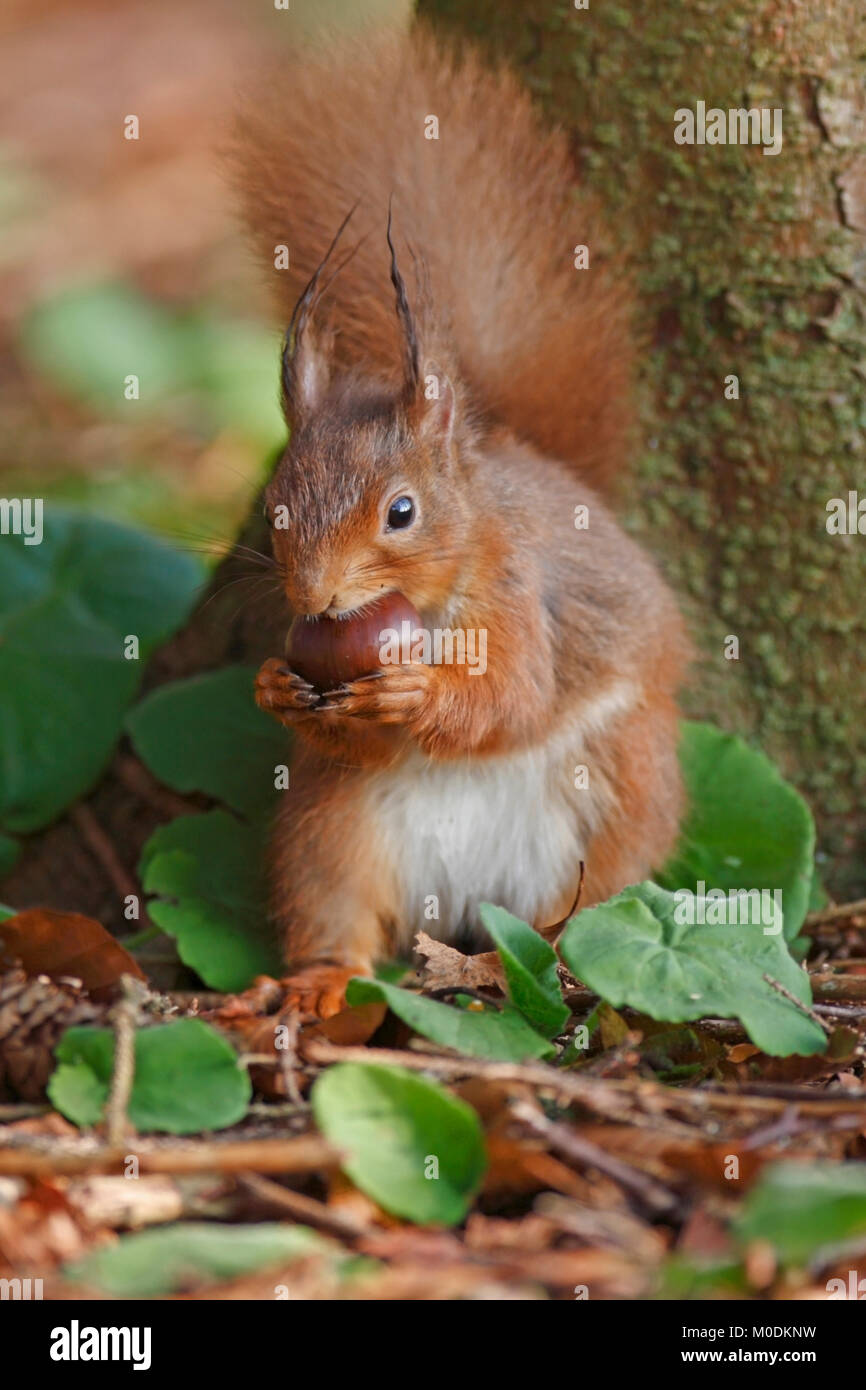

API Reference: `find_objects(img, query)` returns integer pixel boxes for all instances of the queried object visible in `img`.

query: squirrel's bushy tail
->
[232,23,633,494]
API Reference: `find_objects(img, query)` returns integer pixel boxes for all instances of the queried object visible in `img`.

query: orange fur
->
[233,25,689,1013]
[231,23,633,498]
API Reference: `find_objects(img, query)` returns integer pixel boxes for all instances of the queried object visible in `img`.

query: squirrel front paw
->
[318,661,434,728]
[211,965,362,1024]
[255,657,320,726]
[277,964,360,1020]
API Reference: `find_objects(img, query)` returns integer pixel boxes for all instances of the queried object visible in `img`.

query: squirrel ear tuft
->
[281,205,357,424]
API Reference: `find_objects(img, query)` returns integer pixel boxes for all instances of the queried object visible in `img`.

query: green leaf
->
[807,867,829,913]
[140,811,281,991]
[48,1018,251,1134]
[63,1221,326,1297]
[0,834,20,880]
[658,1255,748,1299]
[195,319,285,449]
[312,1062,486,1225]
[479,903,568,1037]
[558,881,825,1057]
[126,666,289,819]
[657,721,815,940]
[0,903,17,922]
[346,977,555,1061]
[0,509,201,833]
[21,281,284,449]
[736,1162,866,1265]
[21,282,192,414]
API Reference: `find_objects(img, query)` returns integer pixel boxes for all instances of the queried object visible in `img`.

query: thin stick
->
[300,1041,690,1134]
[238,1172,369,1239]
[510,1101,679,1217]
[0,1136,337,1178]
[300,1040,866,1121]
[804,898,866,929]
[69,802,138,903]
[552,862,586,949]
[104,975,145,1146]
[811,974,866,1003]
[114,753,201,819]
[762,974,833,1035]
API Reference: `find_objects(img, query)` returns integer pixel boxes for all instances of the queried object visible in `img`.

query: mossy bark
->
[418,0,866,893]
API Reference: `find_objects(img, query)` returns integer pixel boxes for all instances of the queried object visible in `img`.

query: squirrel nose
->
[287,580,340,618]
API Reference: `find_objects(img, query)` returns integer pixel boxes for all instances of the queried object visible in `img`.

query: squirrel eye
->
[386,495,415,530]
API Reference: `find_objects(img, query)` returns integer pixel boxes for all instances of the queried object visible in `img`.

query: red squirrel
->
[231,24,689,1018]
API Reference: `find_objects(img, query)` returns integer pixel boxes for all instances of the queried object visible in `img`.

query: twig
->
[300,1040,693,1135]
[762,974,833,1035]
[427,986,501,1009]
[552,862,585,948]
[238,1172,369,1239]
[812,1003,866,1022]
[511,1100,679,1218]
[300,1040,866,1122]
[69,802,138,903]
[114,752,202,819]
[811,974,866,1003]
[0,1103,50,1120]
[739,1105,803,1151]
[105,975,146,1146]
[0,1135,337,1178]
[804,898,866,929]
[277,1012,305,1107]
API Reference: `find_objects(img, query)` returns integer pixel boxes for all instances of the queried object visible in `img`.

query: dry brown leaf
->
[0,910,146,1001]
[464,1212,556,1253]
[676,1206,735,1258]
[0,1179,108,1273]
[305,1002,386,1047]
[414,931,505,993]
[325,1171,398,1230]
[483,1134,588,1198]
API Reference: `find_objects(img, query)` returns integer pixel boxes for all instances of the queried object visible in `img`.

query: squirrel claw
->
[255,657,321,719]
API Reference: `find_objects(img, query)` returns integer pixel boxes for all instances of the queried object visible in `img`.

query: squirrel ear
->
[282,325,331,423]
[281,206,357,424]
[410,364,456,449]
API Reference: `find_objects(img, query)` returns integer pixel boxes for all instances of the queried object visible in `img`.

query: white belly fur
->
[365,679,639,948]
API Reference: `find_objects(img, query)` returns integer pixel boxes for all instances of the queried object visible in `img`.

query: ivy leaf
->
[736,1162,866,1266]
[48,1018,251,1134]
[63,1222,327,1297]
[657,721,815,940]
[0,509,201,833]
[126,666,289,819]
[0,834,20,881]
[479,903,568,1037]
[346,977,555,1061]
[558,881,825,1057]
[140,811,280,991]
[312,1062,486,1225]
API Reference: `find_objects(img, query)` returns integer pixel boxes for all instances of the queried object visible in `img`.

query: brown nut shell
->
[285,591,423,692]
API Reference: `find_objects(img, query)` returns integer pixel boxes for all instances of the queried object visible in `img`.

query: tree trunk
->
[418,0,866,895]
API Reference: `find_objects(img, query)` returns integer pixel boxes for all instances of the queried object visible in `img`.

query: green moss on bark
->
[419,0,866,892]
